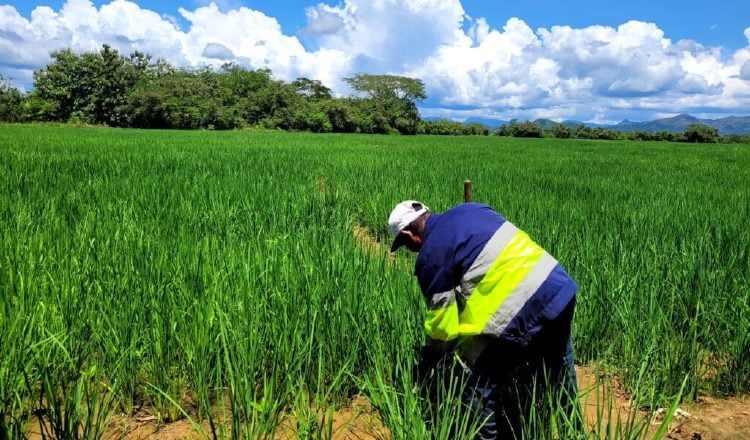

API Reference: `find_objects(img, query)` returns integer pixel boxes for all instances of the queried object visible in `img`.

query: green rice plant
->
[0,309,36,440]
[25,339,118,440]
[0,125,747,439]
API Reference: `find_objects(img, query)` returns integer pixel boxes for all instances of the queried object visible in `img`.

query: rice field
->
[1,125,749,439]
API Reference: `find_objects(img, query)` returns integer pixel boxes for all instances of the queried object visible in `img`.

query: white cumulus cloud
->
[409,15,750,121]
[302,3,349,36]
[0,0,749,121]
[0,0,352,91]
[304,0,467,72]
[741,60,750,80]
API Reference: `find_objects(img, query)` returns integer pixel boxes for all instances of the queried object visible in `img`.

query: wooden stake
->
[464,180,472,203]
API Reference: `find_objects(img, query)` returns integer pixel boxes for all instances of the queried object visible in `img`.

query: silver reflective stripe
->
[427,289,456,310]
[460,221,518,296]
[482,252,558,336]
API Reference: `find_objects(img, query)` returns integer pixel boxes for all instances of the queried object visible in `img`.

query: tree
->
[220,65,273,97]
[321,99,358,133]
[89,44,142,126]
[653,130,678,142]
[628,130,652,141]
[26,46,439,134]
[420,119,490,136]
[683,124,718,143]
[573,124,594,139]
[720,134,750,144]
[0,75,23,122]
[494,123,511,137]
[125,68,242,130]
[420,118,463,135]
[343,74,426,135]
[241,78,299,128]
[289,101,332,133]
[511,121,543,138]
[551,123,572,139]
[291,78,332,101]
[464,122,490,136]
[30,48,81,121]
[344,73,426,101]
[591,127,620,140]
[31,44,148,125]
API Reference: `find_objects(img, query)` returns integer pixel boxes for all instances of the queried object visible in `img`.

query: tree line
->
[490,119,749,143]
[0,45,424,134]
[0,44,747,143]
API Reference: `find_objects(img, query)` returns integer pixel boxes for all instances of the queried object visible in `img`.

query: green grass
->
[1,125,748,439]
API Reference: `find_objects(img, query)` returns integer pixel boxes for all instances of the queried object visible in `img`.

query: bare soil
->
[25,369,748,439]
[660,395,750,440]
[26,394,386,440]
[275,395,386,440]
[575,366,749,440]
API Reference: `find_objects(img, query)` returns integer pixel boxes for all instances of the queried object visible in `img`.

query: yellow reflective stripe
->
[457,230,544,336]
[425,302,460,342]
[461,222,518,295]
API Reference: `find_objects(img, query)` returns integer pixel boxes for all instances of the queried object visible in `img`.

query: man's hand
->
[417,345,442,381]
[414,344,468,402]
[415,344,454,393]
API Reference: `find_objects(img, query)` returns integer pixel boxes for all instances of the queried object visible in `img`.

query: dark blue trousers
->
[462,298,579,440]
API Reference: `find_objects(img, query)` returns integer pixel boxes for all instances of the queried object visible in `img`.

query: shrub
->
[511,121,543,138]
[683,124,719,143]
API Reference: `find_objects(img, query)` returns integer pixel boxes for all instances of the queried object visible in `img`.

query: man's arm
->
[417,263,461,350]
[415,267,459,386]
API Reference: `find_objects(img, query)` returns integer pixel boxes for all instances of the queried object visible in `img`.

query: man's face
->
[400,229,423,252]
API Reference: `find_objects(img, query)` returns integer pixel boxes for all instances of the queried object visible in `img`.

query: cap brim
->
[390,233,407,253]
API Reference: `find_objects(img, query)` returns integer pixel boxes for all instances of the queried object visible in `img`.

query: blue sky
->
[3,0,749,123]
[12,0,749,49]
[463,0,748,50]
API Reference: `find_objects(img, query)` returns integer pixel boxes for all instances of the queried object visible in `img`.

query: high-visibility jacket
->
[415,203,577,362]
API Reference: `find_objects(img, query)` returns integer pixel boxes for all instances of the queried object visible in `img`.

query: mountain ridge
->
[455,114,750,134]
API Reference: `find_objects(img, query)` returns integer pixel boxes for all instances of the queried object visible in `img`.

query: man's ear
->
[401,228,422,244]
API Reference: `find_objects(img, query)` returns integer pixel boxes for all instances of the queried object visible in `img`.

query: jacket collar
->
[422,212,441,244]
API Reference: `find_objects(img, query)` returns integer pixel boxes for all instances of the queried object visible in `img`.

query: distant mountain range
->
[459,114,750,135]
[607,114,750,135]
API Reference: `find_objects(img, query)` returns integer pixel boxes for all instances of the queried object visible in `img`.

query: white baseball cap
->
[388,200,429,252]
